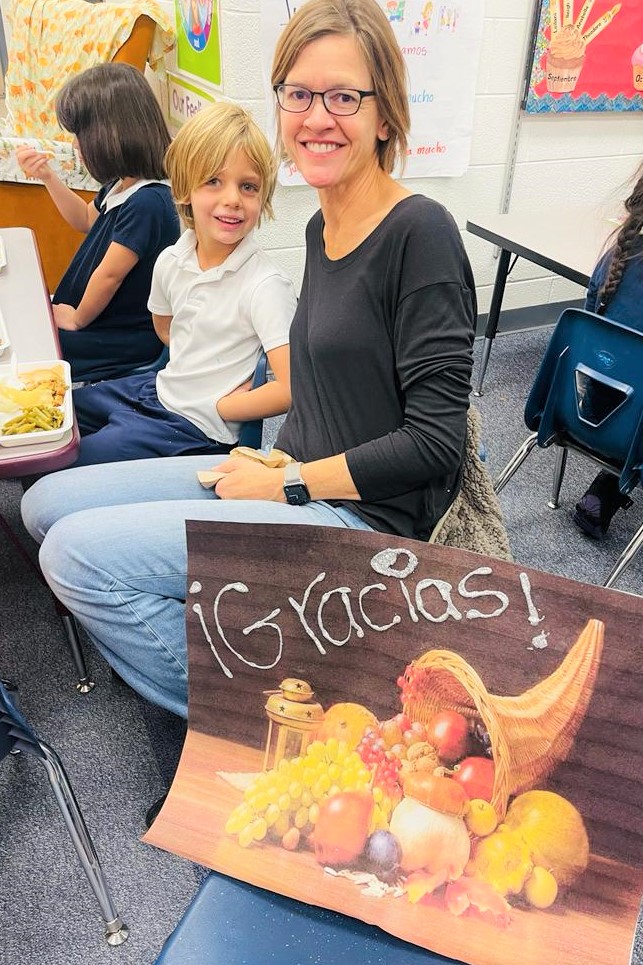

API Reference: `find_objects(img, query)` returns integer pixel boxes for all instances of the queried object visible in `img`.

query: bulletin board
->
[524,0,643,112]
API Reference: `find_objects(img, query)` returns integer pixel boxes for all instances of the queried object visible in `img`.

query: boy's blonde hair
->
[165,102,277,229]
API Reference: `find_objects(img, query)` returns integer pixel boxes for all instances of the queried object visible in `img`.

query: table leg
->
[474,247,511,397]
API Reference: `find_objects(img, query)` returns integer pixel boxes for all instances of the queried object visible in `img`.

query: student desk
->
[0,227,79,477]
[466,205,615,396]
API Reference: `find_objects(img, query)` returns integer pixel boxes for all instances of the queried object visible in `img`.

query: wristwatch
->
[283,461,311,505]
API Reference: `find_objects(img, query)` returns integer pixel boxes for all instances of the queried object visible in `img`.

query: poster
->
[174,0,222,90]
[524,0,643,113]
[260,0,484,183]
[145,522,643,965]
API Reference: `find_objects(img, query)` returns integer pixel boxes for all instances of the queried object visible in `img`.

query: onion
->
[389,797,471,877]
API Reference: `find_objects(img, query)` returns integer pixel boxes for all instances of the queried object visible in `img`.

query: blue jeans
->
[21,456,374,718]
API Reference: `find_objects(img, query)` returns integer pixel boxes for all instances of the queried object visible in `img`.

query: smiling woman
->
[21,0,477,723]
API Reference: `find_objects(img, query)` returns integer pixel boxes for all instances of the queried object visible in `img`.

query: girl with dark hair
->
[573,164,643,538]
[16,63,180,382]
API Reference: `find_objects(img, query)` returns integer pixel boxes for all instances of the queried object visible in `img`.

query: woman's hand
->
[214,456,285,502]
[53,303,81,330]
[15,145,54,183]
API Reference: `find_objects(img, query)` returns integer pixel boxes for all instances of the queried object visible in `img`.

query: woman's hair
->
[56,63,171,184]
[597,162,643,313]
[271,0,410,174]
[164,102,277,229]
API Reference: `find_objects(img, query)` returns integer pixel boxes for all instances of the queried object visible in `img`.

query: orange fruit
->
[316,703,378,750]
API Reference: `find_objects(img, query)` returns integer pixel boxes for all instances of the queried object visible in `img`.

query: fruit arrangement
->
[224,648,594,928]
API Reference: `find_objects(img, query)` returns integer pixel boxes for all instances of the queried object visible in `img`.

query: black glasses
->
[273,84,376,117]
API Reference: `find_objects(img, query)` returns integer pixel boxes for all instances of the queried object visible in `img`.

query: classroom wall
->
[217,0,642,312]
[1,0,640,311]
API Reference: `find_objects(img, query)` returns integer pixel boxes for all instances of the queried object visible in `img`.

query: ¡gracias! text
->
[189,547,545,680]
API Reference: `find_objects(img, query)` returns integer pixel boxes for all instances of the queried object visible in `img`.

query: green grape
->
[225,811,245,835]
[302,767,316,787]
[294,806,309,829]
[238,826,254,848]
[301,790,313,808]
[288,781,303,800]
[308,802,319,825]
[274,813,290,837]
[265,803,281,827]
[278,793,291,812]
[252,818,268,841]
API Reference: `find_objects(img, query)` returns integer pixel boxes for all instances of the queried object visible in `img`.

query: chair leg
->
[604,522,643,589]
[38,740,129,945]
[0,512,95,692]
[548,447,568,509]
[56,609,95,694]
[493,432,539,494]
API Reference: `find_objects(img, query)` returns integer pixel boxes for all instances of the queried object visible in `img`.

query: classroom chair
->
[0,677,128,944]
[154,871,458,965]
[493,307,643,588]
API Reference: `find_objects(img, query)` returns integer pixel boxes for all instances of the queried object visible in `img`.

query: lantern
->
[262,678,324,771]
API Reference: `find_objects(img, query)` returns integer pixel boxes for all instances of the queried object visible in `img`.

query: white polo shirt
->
[148,230,296,444]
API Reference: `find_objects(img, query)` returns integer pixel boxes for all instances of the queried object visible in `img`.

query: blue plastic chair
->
[155,871,459,965]
[0,678,128,944]
[494,307,643,587]
[237,351,268,450]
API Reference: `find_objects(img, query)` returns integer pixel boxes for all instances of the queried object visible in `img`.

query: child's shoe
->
[573,471,633,539]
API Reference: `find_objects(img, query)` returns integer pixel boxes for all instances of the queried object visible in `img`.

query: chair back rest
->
[524,307,643,492]
[237,353,268,450]
[0,678,40,764]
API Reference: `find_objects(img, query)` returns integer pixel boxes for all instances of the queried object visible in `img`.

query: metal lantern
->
[262,678,324,771]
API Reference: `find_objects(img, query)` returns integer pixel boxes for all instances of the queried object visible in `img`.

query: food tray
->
[0,306,10,357]
[0,359,72,447]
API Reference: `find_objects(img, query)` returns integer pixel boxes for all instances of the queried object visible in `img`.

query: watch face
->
[284,483,310,506]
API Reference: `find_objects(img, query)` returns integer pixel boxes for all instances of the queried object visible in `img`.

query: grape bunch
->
[225,737,373,849]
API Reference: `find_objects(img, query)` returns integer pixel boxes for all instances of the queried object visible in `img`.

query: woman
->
[573,162,643,538]
[22,0,476,720]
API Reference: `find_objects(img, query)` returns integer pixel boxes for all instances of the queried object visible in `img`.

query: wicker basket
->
[401,619,604,817]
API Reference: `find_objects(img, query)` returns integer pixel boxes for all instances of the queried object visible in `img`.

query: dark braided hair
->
[597,164,643,314]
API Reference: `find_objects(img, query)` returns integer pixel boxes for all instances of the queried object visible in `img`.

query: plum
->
[363,830,402,883]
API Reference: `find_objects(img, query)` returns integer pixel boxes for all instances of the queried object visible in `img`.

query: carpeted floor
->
[0,327,640,964]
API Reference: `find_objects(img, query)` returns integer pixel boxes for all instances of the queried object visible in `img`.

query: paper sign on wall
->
[260,0,484,182]
[174,0,222,90]
[524,0,643,112]
[145,522,643,965]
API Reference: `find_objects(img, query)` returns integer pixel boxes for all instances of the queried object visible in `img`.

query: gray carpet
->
[0,327,640,964]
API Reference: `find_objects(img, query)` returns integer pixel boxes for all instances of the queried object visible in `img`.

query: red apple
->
[313,791,374,866]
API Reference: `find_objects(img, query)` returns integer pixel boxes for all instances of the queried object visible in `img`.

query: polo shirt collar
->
[175,229,259,276]
[101,178,170,213]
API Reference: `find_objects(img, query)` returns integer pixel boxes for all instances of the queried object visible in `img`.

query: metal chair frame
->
[494,308,643,588]
[0,678,128,945]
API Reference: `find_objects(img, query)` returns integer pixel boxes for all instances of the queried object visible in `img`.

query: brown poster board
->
[145,522,643,965]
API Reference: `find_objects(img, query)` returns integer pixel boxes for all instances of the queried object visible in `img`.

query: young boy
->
[69,102,296,466]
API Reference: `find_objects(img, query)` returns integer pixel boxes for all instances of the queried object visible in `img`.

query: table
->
[466,205,615,396]
[0,227,79,477]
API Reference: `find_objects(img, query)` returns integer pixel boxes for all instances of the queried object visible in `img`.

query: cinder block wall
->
[222,0,640,311]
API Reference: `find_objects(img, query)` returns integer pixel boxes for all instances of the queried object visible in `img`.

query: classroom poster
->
[145,522,643,965]
[260,0,484,183]
[524,0,643,112]
[174,0,222,90]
